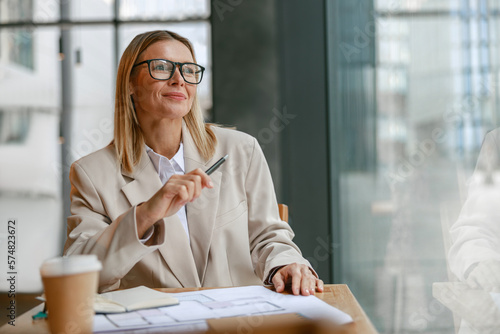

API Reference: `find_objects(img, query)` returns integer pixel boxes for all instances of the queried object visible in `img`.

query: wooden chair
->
[278,204,288,223]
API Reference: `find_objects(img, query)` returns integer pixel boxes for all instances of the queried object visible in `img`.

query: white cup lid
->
[40,255,102,277]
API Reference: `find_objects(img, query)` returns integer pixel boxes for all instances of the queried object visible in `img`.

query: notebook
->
[94,286,179,313]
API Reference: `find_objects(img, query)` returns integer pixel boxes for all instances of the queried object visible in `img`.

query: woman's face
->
[130,39,197,124]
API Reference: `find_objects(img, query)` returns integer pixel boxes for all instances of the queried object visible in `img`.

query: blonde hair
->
[114,30,216,173]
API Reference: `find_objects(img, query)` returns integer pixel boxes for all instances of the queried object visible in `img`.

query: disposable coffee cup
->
[40,255,102,334]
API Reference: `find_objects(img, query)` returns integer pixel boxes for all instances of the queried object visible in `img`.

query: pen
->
[205,155,228,175]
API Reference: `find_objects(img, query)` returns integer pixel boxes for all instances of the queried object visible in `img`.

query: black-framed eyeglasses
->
[133,59,205,84]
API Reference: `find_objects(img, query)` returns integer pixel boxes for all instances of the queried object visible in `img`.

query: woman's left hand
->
[272,263,324,296]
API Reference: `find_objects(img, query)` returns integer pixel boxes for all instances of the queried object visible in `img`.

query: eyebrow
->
[138,58,196,63]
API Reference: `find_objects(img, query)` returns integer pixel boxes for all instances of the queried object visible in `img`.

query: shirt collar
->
[172,142,185,172]
[145,142,185,173]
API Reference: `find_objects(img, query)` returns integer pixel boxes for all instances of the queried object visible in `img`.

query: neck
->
[141,118,183,159]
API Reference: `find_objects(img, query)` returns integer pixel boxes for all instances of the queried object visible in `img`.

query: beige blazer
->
[64,123,312,292]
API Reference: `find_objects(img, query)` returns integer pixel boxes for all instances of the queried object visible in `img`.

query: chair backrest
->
[278,204,288,223]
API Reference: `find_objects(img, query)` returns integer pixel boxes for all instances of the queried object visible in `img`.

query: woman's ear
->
[129,81,134,96]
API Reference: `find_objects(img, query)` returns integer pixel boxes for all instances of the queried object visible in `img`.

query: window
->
[0,0,211,293]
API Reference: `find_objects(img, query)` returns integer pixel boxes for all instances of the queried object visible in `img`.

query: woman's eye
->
[154,65,166,71]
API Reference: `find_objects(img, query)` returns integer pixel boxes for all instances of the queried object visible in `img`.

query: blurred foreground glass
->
[329,1,500,333]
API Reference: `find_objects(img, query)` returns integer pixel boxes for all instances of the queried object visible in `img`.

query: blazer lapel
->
[121,148,201,287]
[183,122,221,284]
[158,215,201,287]
[121,150,162,207]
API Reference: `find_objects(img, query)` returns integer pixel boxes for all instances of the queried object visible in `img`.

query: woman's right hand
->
[135,168,213,238]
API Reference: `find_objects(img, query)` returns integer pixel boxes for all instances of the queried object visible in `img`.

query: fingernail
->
[208,181,214,187]
[305,289,309,295]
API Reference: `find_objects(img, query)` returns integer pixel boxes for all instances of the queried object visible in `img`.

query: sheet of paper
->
[93,285,353,332]
[93,315,208,333]
[173,286,353,324]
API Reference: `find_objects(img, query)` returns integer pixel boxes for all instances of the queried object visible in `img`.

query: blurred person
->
[63,30,323,295]
[449,128,500,292]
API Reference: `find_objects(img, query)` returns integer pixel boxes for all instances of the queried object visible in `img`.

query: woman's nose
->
[169,66,185,85]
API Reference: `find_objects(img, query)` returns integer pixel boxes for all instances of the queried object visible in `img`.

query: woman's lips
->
[163,92,186,100]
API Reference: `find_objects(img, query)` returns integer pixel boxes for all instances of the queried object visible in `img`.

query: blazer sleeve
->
[64,161,166,292]
[244,137,314,281]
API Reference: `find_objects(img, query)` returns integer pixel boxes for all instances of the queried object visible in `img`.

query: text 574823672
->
[6,219,17,326]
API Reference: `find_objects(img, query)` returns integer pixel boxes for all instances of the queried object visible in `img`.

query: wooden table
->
[0,284,378,333]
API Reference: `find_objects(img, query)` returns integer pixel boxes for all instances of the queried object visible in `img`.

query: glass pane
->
[0,0,34,23]
[71,0,114,21]
[32,0,59,23]
[330,3,500,333]
[70,26,114,162]
[120,22,212,118]
[120,0,210,20]
[0,28,35,69]
[0,27,62,292]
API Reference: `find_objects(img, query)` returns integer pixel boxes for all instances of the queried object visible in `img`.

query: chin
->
[163,108,191,120]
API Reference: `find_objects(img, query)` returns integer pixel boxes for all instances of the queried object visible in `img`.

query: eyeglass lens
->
[149,60,203,84]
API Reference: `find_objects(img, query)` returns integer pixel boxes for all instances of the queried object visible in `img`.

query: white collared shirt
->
[145,143,190,242]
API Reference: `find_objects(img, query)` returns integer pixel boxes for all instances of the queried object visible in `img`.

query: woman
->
[64,30,323,295]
